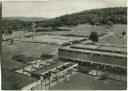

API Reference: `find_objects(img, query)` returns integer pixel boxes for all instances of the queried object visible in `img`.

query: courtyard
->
[50,72,126,90]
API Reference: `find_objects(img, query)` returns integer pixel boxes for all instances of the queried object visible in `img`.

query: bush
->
[78,66,91,74]
[89,32,99,43]
[6,30,13,34]
[12,54,33,64]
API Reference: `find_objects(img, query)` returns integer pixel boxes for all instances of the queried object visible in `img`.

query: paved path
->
[99,32,114,39]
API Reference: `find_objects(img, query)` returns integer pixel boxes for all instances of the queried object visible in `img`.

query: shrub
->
[40,54,53,60]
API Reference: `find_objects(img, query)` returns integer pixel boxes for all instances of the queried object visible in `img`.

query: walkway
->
[99,32,114,39]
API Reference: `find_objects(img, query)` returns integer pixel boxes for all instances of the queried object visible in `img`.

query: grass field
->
[99,25,127,47]
[2,41,59,69]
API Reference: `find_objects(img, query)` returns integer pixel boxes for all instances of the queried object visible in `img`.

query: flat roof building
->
[58,43,127,81]
[58,44,127,67]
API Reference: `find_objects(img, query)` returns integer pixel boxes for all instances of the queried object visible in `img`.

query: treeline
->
[2,19,32,33]
[37,7,127,27]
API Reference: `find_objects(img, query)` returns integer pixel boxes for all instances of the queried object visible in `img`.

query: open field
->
[33,24,114,36]
[50,72,126,90]
[2,41,59,70]
[2,24,127,70]
[33,24,126,37]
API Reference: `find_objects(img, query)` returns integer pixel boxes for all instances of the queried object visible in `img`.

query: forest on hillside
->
[2,7,127,33]
[37,7,127,27]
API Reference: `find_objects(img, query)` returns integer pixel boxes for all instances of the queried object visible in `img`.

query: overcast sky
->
[2,0,127,18]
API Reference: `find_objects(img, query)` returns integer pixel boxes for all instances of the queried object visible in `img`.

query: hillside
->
[3,17,48,22]
[37,7,127,27]
[2,7,127,33]
[2,17,48,33]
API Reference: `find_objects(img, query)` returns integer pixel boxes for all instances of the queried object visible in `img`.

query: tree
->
[9,39,14,45]
[122,31,126,38]
[89,32,99,44]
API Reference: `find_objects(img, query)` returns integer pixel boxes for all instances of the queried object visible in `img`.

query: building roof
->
[98,45,126,53]
[33,62,65,74]
[71,44,126,52]
[61,44,127,57]
[71,44,99,50]
[2,68,37,90]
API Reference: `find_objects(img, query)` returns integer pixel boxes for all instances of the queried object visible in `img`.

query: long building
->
[58,43,127,78]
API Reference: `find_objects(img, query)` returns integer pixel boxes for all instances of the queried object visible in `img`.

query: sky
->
[2,0,127,18]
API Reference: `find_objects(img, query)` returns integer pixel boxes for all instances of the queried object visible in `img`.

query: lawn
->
[2,68,37,90]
